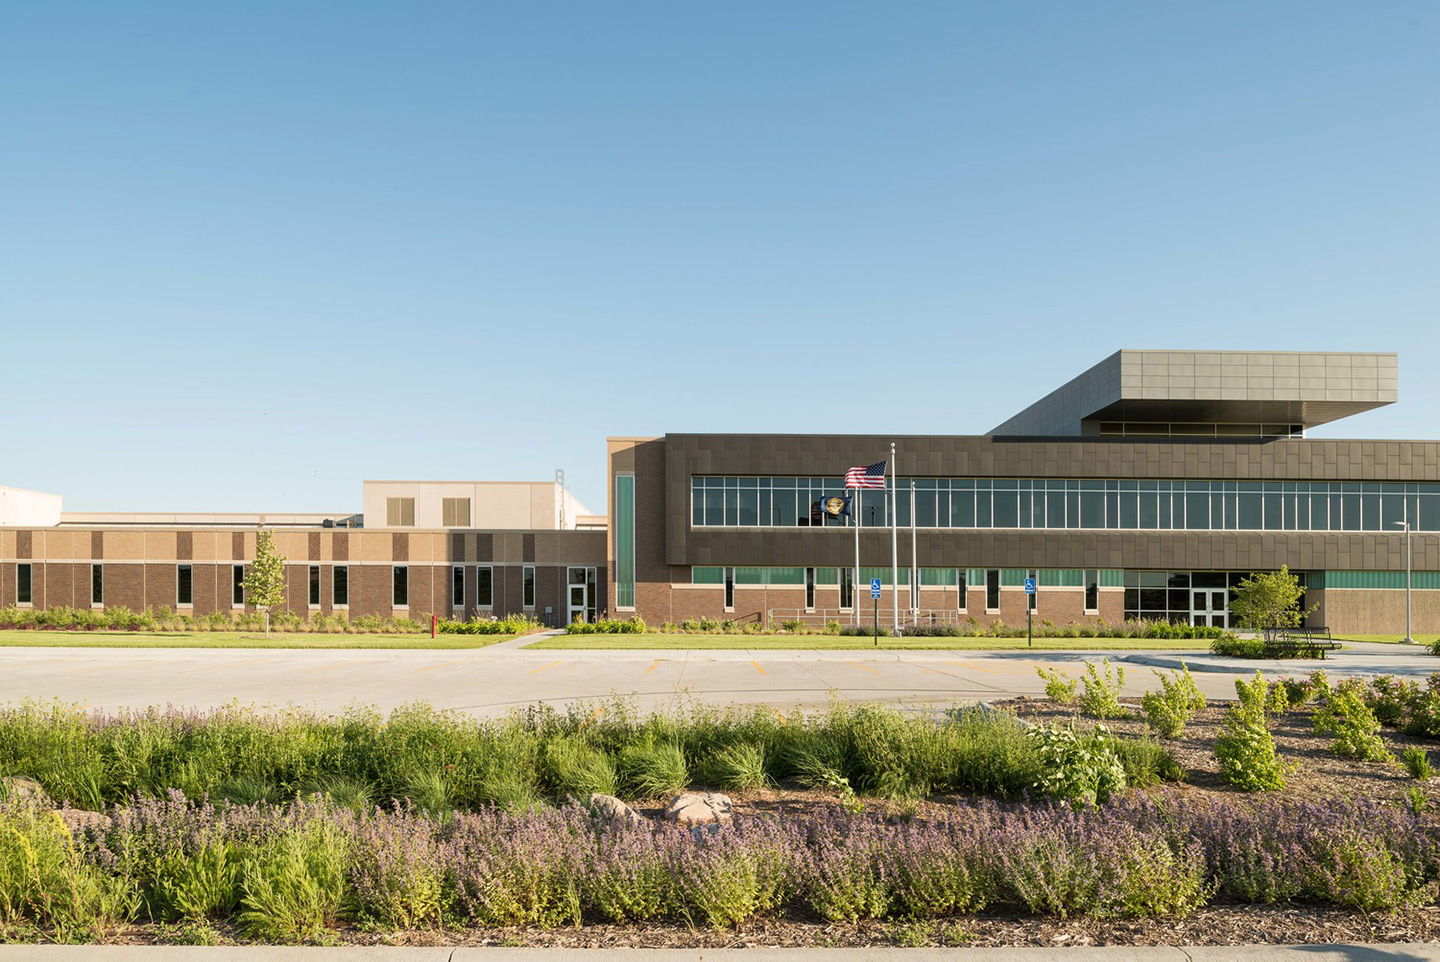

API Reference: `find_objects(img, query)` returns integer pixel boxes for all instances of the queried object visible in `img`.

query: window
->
[393,566,408,607]
[1084,569,1099,612]
[333,565,349,606]
[724,567,735,609]
[91,564,103,605]
[615,474,635,608]
[476,566,493,606]
[957,569,967,610]
[308,565,321,606]
[522,565,535,608]
[805,567,815,609]
[16,563,32,605]
[177,565,193,606]
[452,565,465,607]
[442,498,471,527]
[985,569,1000,611]
[1027,569,1038,612]
[840,568,853,609]
[386,497,415,527]
[233,565,245,606]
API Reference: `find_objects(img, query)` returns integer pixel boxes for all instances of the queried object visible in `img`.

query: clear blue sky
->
[3,2,1437,515]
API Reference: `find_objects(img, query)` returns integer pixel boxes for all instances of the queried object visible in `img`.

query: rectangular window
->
[615,474,635,608]
[724,566,735,609]
[476,566,493,606]
[308,565,321,606]
[91,564,103,605]
[1085,569,1099,612]
[177,564,193,606]
[233,564,245,606]
[1028,569,1038,612]
[452,565,465,607]
[957,569,967,611]
[522,565,535,608]
[392,566,409,607]
[386,497,415,527]
[805,567,815,610]
[333,565,349,606]
[442,498,471,527]
[17,563,32,605]
[985,569,1000,611]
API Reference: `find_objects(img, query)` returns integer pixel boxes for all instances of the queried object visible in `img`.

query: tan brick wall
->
[1320,589,1440,636]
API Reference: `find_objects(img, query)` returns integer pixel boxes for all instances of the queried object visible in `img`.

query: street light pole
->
[1394,520,1415,644]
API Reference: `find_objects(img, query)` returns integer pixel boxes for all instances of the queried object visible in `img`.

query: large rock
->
[0,776,50,807]
[57,808,112,835]
[663,791,733,827]
[586,793,645,831]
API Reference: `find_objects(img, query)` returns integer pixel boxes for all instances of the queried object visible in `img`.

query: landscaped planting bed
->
[3,676,1440,947]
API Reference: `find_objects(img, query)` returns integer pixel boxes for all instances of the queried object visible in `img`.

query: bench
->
[1263,627,1339,660]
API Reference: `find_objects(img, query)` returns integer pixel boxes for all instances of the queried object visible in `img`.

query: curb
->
[2,944,1439,961]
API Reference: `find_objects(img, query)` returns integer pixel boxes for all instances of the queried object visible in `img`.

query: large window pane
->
[615,475,635,607]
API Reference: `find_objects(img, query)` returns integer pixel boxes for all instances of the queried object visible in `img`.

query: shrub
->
[1027,724,1126,806]
[1210,636,1267,658]
[1077,660,1130,719]
[1140,664,1206,739]
[1114,736,1184,787]
[0,805,138,941]
[1313,681,1390,762]
[237,819,350,943]
[1365,676,1420,728]
[1214,671,1288,791]
[1399,746,1433,781]
[564,617,646,636]
[1035,666,1077,705]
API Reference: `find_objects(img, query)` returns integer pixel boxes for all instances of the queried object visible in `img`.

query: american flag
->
[844,460,887,489]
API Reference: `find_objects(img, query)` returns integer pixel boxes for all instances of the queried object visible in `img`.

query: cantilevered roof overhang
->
[989,350,1397,437]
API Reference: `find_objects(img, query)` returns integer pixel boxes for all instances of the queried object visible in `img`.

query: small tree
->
[1229,566,1317,641]
[240,529,288,636]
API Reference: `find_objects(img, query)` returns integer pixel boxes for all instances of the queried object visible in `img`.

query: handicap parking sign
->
[870,578,882,599]
[1024,577,1036,594]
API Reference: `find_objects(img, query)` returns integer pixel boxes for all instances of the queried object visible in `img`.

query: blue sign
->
[1024,577,1037,594]
[870,577,882,599]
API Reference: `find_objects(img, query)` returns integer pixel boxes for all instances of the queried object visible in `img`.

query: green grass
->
[0,630,515,650]
[523,634,1208,651]
[1332,634,1440,645]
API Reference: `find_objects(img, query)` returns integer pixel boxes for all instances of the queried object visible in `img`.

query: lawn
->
[523,633,1209,651]
[0,630,516,650]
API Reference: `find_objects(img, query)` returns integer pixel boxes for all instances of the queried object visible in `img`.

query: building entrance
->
[568,566,597,623]
[1190,589,1227,628]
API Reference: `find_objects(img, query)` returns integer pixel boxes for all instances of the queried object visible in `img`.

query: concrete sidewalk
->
[1,943,1437,960]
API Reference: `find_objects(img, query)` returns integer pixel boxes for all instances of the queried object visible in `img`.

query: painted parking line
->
[843,660,880,674]
[945,660,1000,674]
[413,659,466,675]
[526,660,562,674]
[645,660,660,674]
[752,660,766,674]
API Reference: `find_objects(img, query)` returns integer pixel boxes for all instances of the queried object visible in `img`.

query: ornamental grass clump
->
[1214,671,1288,791]
[1401,747,1434,781]
[1140,664,1206,738]
[1313,680,1391,762]
[1077,660,1131,719]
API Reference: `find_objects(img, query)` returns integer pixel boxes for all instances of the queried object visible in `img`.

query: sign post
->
[870,578,882,648]
[1024,577,1036,648]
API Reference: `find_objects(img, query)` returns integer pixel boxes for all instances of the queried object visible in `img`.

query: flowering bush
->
[1313,681,1390,762]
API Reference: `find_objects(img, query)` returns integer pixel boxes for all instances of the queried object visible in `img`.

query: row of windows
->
[11,563,353,608]
[383,497,472,527]
[690,566,1105,613]
[448,565,537,608]
[691,477,1440,532]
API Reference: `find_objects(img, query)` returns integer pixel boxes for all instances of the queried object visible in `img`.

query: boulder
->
[663,791,733,827]
[57,808,112,835]
[586,793,645,830]
[0,776,50,807]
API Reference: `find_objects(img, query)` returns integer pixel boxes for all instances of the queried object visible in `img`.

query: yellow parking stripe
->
[645,660,660,674]
[844,660,880,674]
[413,659,465,675]
[752,660,766,674]
[527,660,561,674]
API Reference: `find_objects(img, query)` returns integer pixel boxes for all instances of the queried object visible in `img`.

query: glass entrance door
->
[568,566,593,623]
[1190,589,1227,628]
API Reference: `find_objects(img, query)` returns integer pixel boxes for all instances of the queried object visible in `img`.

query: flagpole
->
[891,442,899,635]
[910,481,917,623]
[853,488,860,627]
